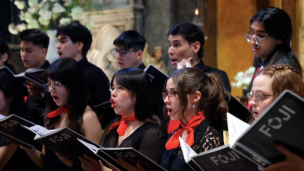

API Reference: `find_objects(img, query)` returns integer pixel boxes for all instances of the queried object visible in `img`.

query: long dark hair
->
[44,58,88,134]
[0,75,28,117]
[168,68,229,131]
[111,68,164,128]
[250,7,303,77]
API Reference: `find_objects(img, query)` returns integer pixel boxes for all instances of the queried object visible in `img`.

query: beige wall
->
[217,0,256,97]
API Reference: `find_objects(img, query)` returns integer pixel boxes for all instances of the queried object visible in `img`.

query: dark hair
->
[257,65,304,100]
[0,39,16,72]
[0,75,28,117]
[168,68,228,131]
[18,29,49,49]
[113,30,146,51]
[56,22,92,57]
[250,7,303,76]
[110,68,163,127]
[167,22,205,59]
[44,57,88,134]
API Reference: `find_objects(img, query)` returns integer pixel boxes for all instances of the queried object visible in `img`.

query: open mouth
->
[52,95,59,103]
[110,98,116,108]
[166,106,173,116]
[57,52,63,57]
[170,58,179,66]
[253,111,259,117]
[170,58,178,63]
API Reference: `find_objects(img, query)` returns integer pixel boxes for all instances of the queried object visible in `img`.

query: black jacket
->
[194,60,231,92]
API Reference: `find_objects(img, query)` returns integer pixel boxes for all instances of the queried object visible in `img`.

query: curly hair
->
[257,65,304,100]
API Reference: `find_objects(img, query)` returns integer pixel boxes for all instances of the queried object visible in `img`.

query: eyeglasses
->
[111,49,138,58]
[44,81,62,92]
[162,91,177,100]
[247,92,273,105]
[245,32,269,45]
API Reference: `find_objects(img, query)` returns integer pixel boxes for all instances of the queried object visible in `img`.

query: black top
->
[78,57,111,127]
[78,57,110,105]
[0,137,41,171]
[26,60,50,126]
[103,122,166,164]
[161,119,224,171]
[138,63,146,70]
[194,60,231,92]
[43,147,83,171]
[0,110,40,171]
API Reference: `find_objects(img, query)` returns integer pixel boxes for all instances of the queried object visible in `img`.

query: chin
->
[170,116,179,121]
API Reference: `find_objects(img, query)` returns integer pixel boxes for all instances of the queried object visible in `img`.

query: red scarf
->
[108,113,138,136]
[46,107,69,118]
[165,111,205,150]
[167,120,181,134]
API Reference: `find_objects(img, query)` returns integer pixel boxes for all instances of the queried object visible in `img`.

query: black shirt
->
[161,119,224,171]
[138,63,146,70]
[43,147,83,171]
[78,57,110,105]
[78,58,111,127]
[0,137,41,171]
[26,60,50,126]
[194,60,231,92]
[0,110,41,171]
[103,122,166,164]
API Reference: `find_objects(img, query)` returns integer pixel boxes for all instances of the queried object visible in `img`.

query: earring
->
[192,104,195,108]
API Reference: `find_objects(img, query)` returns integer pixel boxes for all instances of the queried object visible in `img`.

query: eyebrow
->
[250,28,267,33]
[166,87,176,91]
[21,48,33,50]
[168,39,182,43]
[58,37,67,41]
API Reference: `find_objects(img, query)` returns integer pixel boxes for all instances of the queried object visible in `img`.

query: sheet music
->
[227,112,250,148]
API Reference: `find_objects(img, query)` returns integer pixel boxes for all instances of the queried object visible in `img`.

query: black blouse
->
[0,137,41,171]
[103,122,166,164]
[161,119,224,171]
[43,147,83,171]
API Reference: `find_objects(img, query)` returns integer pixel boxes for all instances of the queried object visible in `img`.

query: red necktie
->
[46,107,69,118]
[247,66,261,109]
[253,66,261,79]
[108,113,138,136]
[165,111,205,150]
[167,120,181,134]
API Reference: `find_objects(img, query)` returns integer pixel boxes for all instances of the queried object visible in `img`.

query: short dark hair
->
[113,30,146,51]
[168,22,205,59]
[18,29,49,49]
[0,74,28,117]
[44,57,88,134]
[111,68,163,127]
[56,22,92,57]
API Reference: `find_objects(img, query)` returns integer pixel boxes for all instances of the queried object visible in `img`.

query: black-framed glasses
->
[247,92,273,105]
[44,82,62,92]
[245,32,269,45]
[162,91,177,100]
[111,49,139,58]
